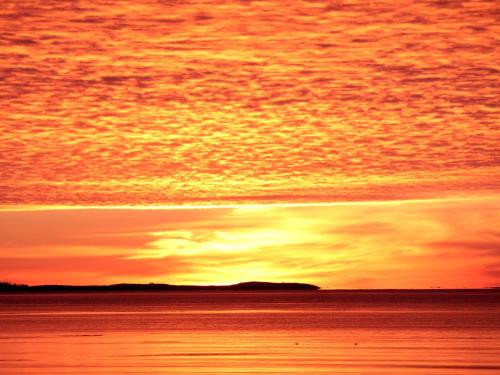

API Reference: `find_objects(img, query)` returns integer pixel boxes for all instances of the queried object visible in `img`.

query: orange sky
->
[1,197,499,288]
[0,1,498,287]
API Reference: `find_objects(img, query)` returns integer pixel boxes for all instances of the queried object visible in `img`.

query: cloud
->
[0,255,194,285]
[0,1,498,205]
[427,240,500,255]
[0,208,228,249]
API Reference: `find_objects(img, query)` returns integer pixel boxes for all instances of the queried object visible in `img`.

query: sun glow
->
[2,196,497,288]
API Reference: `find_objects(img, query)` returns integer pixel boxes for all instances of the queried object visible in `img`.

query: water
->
[1,291,499,374]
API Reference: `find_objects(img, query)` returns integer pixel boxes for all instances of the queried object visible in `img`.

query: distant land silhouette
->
[0,281,320,293]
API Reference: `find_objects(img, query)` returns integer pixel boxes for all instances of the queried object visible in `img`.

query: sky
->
[0,0,499,288]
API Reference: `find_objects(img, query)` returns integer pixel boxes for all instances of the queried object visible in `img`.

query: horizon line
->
[2,280,500,290]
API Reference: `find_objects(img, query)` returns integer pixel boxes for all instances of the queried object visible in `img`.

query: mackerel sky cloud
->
[0,0,498,206]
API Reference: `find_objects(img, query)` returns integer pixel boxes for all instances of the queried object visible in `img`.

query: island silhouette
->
[0,281,320,292]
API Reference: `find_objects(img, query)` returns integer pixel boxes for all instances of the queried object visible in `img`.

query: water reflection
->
[1,291,499,374]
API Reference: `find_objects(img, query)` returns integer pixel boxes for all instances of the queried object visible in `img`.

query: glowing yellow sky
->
[1,196,499,288]
[0,1,498,287]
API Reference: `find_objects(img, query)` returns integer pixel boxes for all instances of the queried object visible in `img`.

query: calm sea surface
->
[0,291,499,374]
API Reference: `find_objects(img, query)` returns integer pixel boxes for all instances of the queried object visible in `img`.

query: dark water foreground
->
[1,290,499,374]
